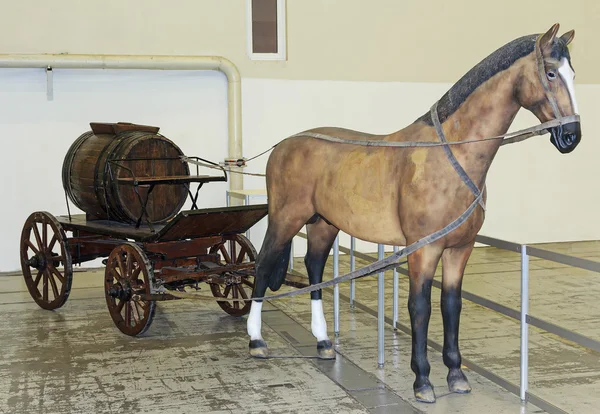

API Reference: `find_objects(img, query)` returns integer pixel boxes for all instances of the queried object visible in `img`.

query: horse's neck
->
[438,70,522,187]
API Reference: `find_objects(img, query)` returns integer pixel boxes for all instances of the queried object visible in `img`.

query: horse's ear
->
[560,30,575,46]
[539,23,560,53]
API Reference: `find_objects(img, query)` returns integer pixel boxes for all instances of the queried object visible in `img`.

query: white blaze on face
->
[558,57,579,114]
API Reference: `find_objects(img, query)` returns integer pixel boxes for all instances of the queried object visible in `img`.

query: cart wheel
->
[209,234,257,317]
[20,211,73,310]
[104,243,156,336]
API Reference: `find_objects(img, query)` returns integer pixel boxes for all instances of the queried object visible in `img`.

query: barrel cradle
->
[62,122,190,224]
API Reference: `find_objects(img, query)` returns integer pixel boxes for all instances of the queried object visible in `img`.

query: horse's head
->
[516,23,581,153]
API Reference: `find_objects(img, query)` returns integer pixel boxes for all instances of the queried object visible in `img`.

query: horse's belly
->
[314,185,407,246]
[341,214,408,246]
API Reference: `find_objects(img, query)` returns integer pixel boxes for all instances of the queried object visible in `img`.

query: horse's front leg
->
[408,244,443,403]
[441,242,474,394]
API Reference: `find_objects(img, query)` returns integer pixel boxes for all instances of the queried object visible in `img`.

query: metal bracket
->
[46,66,53,101]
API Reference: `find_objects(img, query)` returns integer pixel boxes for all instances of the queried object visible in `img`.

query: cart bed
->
[58,204,268,242]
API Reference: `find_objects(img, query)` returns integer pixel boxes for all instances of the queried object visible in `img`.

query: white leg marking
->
[558,57,579,114]
[247,301,263,340]
[311,299,329,342]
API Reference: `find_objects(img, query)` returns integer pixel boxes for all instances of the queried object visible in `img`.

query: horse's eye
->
[547,71,557,80]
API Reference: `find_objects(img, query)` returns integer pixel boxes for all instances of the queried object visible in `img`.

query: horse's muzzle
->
[550,121,581,154]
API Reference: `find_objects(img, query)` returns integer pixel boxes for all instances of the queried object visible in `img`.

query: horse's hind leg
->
[441,242,474,394]
[407,244,444,403]
[304,218,339,359]
[247,215,307,358]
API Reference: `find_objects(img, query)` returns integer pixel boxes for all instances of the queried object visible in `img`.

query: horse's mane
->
[416,34,571,126]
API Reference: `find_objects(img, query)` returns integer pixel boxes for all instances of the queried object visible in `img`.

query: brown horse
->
[247,24,581,403]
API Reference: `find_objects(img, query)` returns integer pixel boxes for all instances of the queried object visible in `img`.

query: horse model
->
[246,23,581,403]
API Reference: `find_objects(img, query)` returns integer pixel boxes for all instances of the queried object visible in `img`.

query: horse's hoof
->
[414,381,436,403]
[249,339,269,359]
[448,369,472,394]
[316,340,336,360]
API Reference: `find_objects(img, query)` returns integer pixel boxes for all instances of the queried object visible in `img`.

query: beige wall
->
[0,0,596,83]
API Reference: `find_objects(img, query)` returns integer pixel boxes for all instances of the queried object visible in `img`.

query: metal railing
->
[293,232,600,414]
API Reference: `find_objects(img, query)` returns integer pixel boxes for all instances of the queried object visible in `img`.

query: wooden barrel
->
[62,122,190,224]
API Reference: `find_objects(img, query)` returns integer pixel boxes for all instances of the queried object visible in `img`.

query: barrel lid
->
[89,122,160,135]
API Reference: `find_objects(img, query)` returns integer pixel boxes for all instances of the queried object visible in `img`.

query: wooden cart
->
[19,122,270,336]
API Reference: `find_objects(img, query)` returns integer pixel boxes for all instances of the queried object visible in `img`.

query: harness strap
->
[430,101,486,211]
[158,189,483,302]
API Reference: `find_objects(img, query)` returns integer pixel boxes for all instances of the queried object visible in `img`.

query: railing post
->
[377,244,385,368]
[333,235,340,337]
[350,236,356,308]
[520,244,529,402]
[393,245,399,331]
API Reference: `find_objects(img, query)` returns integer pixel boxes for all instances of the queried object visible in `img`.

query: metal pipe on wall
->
[0,53,244,192]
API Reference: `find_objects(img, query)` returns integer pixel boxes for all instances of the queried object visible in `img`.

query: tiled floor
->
[1,241,599,413]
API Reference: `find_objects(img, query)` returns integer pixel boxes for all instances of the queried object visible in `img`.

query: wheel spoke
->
[242,278,255,288]
[236,247,247,264]
[230,241,237,265]
[48,271,59,299]
[109,267,121,283]
[223,284,232,298]
[131,266,142,281]
[49,265,65,284]
[25,240,39,255]
[32,225,43,250]
[126,252,133,280]
[237,284,249,300]
[43,270,49,302]
[34,270,43,288]
[42,221,47,248]
[125,302,131,327]
[132,301,141,322]
[219,245,231,264]
[116,253,126,279]
[233,285,239,309]
[48,234,58,252]
[116,298,125,313]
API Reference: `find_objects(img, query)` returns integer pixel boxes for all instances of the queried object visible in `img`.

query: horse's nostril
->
[564,134,575,145]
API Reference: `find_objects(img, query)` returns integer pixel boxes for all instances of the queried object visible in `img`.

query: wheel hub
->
[26,252,47,270]
[107,284,132,301]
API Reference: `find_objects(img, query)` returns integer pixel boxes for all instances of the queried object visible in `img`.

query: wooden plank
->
[144,236,222,259]
[157,204,268,242]
[57,204,268,243]
[57,214,162,242]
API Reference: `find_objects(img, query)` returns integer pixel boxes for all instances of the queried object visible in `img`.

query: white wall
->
[1,70,598,271]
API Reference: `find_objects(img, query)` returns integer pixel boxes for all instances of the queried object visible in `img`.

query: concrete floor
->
[1,241,599,413]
